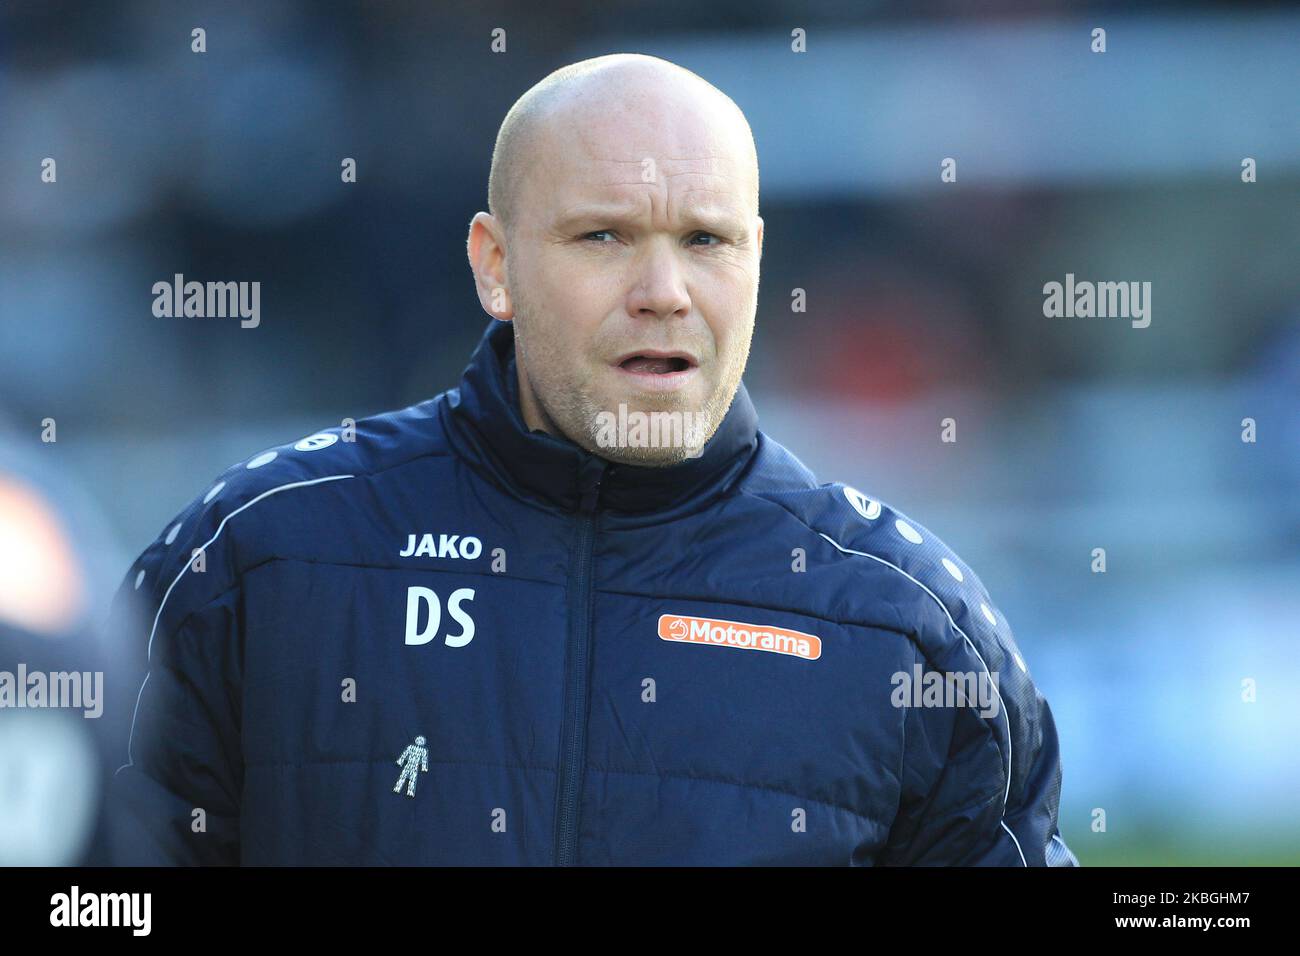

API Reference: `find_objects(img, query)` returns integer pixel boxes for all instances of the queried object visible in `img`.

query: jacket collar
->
[441,319,760,515]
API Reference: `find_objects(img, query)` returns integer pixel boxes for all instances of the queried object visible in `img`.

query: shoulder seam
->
[738,486,1019,832]
[817,529,1013,817]
[146,473,356,660]
[119,473,356,778]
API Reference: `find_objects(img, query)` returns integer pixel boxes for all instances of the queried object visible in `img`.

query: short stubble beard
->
[510,301,751,468]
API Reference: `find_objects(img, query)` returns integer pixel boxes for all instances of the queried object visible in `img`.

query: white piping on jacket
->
[817,531,1025,865]
[116,474,356,775]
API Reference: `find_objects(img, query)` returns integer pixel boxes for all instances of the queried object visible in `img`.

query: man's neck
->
[515,359,562,438]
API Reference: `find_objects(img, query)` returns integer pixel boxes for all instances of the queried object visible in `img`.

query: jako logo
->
[405,586,475,647]
[399,533,482,559]
[658,614,821,661]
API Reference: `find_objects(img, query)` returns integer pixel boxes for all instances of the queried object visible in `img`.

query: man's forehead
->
[552,173,746,215]
[563,150,742,189]
[510,78,758,225]
[542,141,754,219]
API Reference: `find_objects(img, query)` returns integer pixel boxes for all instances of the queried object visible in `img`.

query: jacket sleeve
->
[107,494,245,866]
[881,642,1079,867]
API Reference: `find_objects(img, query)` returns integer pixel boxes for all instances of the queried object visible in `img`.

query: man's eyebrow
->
[554,202,747,235]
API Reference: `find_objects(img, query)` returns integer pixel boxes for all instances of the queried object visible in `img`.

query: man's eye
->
[582,230,721,246]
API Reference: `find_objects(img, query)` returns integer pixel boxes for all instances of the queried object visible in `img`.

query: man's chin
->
[596,442,702,468]
[581,390,717,466]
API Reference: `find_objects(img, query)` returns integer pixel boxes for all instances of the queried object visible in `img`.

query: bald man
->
[470,55,760,467]
[109,54,1077,867]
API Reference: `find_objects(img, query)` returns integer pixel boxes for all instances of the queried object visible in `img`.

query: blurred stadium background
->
[1,0,1297,865]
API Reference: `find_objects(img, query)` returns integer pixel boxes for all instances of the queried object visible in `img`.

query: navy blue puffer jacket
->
[109,318,1078,866]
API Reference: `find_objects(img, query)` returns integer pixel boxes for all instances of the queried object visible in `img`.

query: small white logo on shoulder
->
[295,432,338,451]
[843,485,882,520]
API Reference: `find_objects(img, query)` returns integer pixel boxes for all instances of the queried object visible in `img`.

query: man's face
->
[485,88,763,466]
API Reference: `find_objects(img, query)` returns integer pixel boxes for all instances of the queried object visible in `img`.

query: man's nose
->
[625,237,691,320]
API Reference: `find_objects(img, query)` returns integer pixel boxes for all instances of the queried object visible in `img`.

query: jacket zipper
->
[554,458,606,865]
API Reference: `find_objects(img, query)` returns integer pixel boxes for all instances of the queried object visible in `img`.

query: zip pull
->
[577,458,607,514]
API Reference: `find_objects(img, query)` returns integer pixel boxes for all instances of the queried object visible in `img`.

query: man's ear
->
[755,215,764,258]
[467,212,513,321]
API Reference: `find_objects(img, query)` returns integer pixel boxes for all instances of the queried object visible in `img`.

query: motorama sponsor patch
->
[658,613,821,661]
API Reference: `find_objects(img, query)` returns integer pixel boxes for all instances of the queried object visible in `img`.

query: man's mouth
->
[614,350,698,374]
[612,349,700,392]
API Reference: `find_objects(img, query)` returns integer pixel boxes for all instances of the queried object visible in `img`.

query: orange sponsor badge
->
[658,613,821,661]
